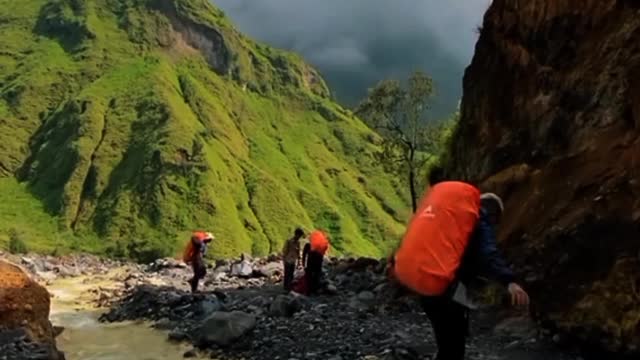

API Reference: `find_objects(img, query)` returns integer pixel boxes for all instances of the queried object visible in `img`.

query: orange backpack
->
[309,230,329,255]
[183,231,207,263]
[183,240,195,263]
[394,181,481,296]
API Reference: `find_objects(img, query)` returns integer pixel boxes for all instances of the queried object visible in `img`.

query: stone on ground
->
[230,261,253,278]
[195,311,256,347]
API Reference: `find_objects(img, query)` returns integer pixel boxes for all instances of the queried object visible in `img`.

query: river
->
[48,274,205,360]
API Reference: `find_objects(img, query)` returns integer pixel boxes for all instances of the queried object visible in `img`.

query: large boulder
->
[268,295,303,318]
[230,260,253,278]
[193,296,223,319]
[255,262,282,278]
[195,311,256,347]
[445,0,640,355]
[0,260,63,359]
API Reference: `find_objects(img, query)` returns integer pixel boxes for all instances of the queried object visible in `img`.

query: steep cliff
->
[0,0,409,258]
[446,0,640,355]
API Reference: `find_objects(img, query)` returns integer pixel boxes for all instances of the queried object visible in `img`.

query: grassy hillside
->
[0,0,410,261]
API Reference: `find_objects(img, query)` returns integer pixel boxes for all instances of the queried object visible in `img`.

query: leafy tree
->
[429,105,461,177]
[356,71,443,212]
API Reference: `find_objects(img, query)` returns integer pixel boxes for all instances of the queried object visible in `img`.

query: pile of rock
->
[0,251,576,360]
[98,255,574,360]
[0,328,63,360]
[13,253,124,285]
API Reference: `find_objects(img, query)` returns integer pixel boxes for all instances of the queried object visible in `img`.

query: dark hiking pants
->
[305,251,324,294]
[190,257,207,293]
[283,262,295,291]
[421,295,469,360]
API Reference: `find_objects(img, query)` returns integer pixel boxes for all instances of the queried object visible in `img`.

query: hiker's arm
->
[474,213,516,286]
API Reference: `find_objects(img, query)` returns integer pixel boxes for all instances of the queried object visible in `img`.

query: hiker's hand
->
[508,283,530,307]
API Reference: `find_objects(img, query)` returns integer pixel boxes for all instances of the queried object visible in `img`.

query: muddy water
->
[48,275,204,360]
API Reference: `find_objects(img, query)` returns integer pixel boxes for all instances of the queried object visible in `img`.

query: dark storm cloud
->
[214,0,491,118]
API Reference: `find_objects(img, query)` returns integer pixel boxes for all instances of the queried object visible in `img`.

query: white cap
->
[480,193,504,213]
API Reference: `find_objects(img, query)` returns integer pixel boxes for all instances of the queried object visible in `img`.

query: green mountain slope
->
[0,0,410,259]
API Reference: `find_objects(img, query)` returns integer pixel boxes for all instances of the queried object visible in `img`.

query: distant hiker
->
[282,228,305,291]
[302,230,329,294]
[393,182,530,360]
[183,231,215,293]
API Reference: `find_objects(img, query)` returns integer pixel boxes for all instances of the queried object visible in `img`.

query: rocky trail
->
[0,253,590,360]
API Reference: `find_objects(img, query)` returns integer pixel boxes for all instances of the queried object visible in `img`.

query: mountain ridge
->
[0,0,409,260]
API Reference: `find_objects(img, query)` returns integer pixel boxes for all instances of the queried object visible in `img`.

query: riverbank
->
[49,275,203,360]
[3,252,584,359]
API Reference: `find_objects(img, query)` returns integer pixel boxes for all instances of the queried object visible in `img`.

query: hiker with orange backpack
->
[393,179,529,360]
[302,230,329,294]
[183,231,215,293]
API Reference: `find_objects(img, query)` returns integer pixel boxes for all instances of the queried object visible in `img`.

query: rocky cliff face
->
[0,260,63,359]
[446,0,640,355]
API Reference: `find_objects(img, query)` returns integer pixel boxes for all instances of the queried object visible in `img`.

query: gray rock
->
[195,297,223,317]
[20,257,39,272]
[269,295,302,317]
[552,333,564,344]
[168,330,189,342]
[494,316,537,339]
[124,279,138,289]
[349,291,376,311]
[256,262,282,277]
[230,260,253,278]
[183,349,197,358]
[326,283,338,295]
[54,265,79,277]
[151,258,187,271]
[357,291,375,302]
[196,311,256,347]
[0,329,28,344]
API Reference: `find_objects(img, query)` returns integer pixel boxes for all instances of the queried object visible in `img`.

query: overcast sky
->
[214,0,491,118]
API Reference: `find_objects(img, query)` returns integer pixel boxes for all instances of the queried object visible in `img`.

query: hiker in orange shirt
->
[183,231,214,293]
[302,230,329,294]
[393,173,529,360]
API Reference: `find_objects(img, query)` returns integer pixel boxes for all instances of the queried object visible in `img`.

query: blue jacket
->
[458,208,516,286]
